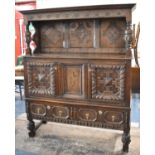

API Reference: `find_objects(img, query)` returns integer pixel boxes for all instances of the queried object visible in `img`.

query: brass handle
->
[112,115,116,122]
[37,107,41,114]
[54,66,58,71]
[85,113,90,120]
[58,110,63,117]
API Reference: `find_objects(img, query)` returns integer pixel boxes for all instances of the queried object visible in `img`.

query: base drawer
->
[28,101,129,130]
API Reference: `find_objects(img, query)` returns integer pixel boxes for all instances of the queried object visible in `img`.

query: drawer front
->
[28,101,129,130]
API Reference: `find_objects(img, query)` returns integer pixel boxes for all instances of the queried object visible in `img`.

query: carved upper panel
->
[68,20,94,47]
[100,19,126,48]
[40,22,64,48]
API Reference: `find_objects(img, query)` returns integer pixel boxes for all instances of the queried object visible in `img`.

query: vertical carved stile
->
[124,22,132,49]
[91,65,96,99]
[25,22,31,55]
[29,22,37,55]
[50,63,56,96]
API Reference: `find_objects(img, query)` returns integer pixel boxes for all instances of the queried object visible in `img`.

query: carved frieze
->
[91,64,125,100]
[27,9,130,22]
[27,62,56,97]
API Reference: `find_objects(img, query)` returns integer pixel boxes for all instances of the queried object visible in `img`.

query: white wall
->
[36,0,136,8]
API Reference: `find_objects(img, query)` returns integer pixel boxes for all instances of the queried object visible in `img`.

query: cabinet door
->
[89,63,126,101]
[59,63,88,99]
[25,61,58,97]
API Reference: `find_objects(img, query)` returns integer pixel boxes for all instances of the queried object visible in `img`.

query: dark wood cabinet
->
[21,3,135,152]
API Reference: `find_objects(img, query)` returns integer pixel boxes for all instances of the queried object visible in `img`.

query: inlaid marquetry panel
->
[27,62,56,97]
[31,103,46,116]
[52,106,69,119]
[62,64,85,98]
[91,64,125,100]
[78,109,97,122]
[100,18,126,48]
[68,20,94,47]
[40,22,64,48]
[103,111,124,124]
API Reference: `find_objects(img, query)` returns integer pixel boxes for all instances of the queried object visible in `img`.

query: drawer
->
[28,101,129,130]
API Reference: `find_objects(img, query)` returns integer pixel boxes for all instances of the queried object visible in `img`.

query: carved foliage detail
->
[27,62,56,96]
[91,64,125,100]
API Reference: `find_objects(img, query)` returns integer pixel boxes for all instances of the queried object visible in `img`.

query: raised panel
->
[91,64,125,101]
[68,20,94,47]
[100,18,126,48]
[40,21,64,48]
[27,62,56,97]
[61,64,86,98]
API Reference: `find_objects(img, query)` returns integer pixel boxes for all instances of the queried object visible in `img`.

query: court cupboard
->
[21,3,136,152]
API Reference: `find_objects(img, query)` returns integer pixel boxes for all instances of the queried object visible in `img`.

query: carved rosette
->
[91,64,125,101]
[27,62,56,97]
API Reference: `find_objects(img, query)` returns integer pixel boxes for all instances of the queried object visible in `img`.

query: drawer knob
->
[47,105,51,110]
[98,110,103,115]
[58,110,63,117]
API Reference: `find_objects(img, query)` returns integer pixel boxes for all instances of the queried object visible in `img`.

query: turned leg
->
[27,120,35,137]
[122,130,131,152]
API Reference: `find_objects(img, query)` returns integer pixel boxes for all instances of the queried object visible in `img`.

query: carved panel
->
[31,103,46,116]
[62,64,85,98]
[103,111,124,124]
[40,22,64,48]
[78,109,97,122]
[52,106,69,119]
[100,18,126,48]
[91,64,125,100]
[69,20,94,47]
[27,62,56,97]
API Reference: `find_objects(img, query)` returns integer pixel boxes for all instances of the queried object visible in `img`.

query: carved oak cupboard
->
[21,3,135,152]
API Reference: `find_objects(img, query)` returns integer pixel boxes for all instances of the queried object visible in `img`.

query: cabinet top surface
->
[20,3,136,14]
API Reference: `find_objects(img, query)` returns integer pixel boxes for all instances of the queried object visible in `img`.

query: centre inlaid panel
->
[61,64,86,98]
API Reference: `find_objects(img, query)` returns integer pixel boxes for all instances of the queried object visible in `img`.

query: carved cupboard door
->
[89,63,126,102]
[26,61,58,97]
